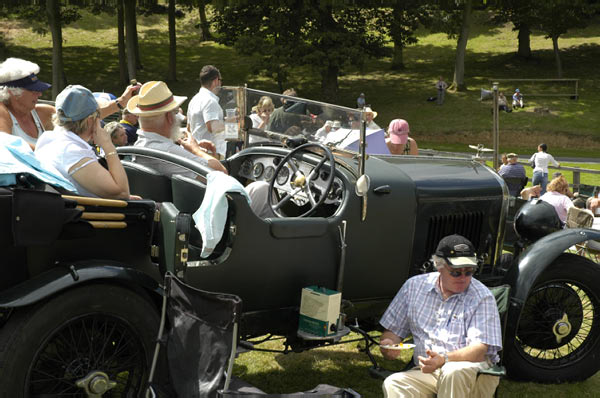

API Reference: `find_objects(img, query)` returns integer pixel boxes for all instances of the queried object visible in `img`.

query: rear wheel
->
[0,284,159,397]
[504,253,600,382]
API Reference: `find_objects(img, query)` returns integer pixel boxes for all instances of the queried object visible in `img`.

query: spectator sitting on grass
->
[512,88,524,109]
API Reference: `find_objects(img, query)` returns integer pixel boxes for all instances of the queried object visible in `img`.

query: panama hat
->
[364,107,378,119]
[126,81,187,116]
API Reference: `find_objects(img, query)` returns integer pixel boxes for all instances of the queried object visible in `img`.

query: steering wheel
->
[268,143,336,217]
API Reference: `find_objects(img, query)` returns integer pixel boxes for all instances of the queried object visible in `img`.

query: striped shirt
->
[380,272,502,365]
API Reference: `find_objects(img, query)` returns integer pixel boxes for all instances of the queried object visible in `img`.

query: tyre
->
[0,284,160,397]
[504,253,600,382]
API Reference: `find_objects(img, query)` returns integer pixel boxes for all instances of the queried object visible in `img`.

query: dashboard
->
[236,154,345,209]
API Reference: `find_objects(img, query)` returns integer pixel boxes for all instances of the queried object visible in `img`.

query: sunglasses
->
[443,263,475,278]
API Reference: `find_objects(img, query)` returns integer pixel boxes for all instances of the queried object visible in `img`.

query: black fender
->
[0,260,163,308]
[503,227,600,337]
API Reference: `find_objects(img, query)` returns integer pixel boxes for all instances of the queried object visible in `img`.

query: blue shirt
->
[498,162,526,179]
[380,272,502,364]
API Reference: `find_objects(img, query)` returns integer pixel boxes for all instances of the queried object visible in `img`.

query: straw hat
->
[127,81,187,116]
[364,106,378,118]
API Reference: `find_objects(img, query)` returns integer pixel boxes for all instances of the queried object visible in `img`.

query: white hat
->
[332,120,341,129]
[364,107,378,119]
[127,81,187,116]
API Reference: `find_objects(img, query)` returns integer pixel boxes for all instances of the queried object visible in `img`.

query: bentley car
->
[1,87,600,396]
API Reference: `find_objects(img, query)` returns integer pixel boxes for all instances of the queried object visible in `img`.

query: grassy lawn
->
[234,333,600,398]
[1,11,600,158]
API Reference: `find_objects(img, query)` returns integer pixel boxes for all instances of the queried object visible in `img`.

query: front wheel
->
[504,253,600,382]
[0,284,160,397]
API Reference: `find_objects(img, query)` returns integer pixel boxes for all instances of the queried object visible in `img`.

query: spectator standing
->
[540,175,574,224]
[380,234,502,398]
[529,143,559,195]
[119,108,139,145]
[435,76,448,105]
[187,65,226,158]
[357,93,366,108]
[363,107,380,130]
[512,88,524,109]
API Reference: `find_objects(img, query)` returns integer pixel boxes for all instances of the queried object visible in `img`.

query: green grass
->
[2,11,600,158]
[234,333,600,398]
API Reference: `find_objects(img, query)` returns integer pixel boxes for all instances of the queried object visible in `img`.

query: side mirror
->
[355,174,370,197]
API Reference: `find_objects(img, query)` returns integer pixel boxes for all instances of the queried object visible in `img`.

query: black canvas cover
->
[165,274,242,398]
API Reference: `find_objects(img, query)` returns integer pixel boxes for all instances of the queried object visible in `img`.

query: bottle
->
[224,108,239,141]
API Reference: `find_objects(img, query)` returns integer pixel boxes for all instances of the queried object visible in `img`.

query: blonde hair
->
[547,175,570,195]
[252,96,274,114]
[52,110,99,136]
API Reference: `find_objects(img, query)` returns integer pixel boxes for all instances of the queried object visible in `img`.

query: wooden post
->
[573,171,581,191]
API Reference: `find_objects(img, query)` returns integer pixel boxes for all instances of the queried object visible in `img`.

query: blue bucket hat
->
[56,85,99,122]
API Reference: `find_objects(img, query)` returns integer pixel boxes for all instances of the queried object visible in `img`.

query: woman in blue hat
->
[0,58,54,148]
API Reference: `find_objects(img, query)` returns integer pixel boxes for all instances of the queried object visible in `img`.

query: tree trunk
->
[46,0,66,99]
[321,65,339,104]
[124,0,137,80]
[117,0,127,85]
[391,42,405,70]
[133,6,143,70]
[517,24,531,58]
[452,0,472,92]
[197,0,212,41]
[552,35,563,78]
[167,0,176,81]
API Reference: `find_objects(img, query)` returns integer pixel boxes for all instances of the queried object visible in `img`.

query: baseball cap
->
[387,119,409,145]
[435,234,478,268]
[56,85,99,122]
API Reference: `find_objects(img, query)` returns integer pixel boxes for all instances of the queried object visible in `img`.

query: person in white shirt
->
[540,175,573,224]
[187,65,226,158]
[35,85,132,199]
[249,96,275,144]
[529,143,560,195]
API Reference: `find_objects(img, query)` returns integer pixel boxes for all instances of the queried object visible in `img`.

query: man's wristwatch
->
[442,352,449,364]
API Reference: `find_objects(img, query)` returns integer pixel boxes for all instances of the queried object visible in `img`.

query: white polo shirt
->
[187,87,225,156]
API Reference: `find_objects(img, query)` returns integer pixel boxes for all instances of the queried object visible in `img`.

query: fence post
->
[573,171,581,191]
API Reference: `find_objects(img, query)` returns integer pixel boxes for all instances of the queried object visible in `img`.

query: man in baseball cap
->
[379,234,501,398]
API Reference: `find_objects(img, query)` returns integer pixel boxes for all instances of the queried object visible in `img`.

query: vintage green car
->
[1,87,599,396]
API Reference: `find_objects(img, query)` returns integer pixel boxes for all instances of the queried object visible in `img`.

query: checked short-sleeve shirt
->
[380,272,502,365]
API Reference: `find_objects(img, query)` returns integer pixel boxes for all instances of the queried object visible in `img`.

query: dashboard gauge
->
[264,166,275,182]
[241,159,253,176]
[273,157,281,166]
[253,162,264,179]
[276,166,290,185]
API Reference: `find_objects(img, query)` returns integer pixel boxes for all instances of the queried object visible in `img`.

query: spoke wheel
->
[0,284,159,397]
[505,253,600,382]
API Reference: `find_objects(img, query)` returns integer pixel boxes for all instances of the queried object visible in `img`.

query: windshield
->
[218,87,390,155]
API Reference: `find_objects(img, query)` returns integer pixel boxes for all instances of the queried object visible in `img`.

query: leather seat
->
[122,161,172,203]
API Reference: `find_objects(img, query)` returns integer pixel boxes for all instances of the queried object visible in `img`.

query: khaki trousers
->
[382,361,499,398]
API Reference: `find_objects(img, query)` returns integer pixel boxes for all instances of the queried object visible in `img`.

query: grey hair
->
[52,110,98,136]
[0,86,24,104]
[104,121,122,138]
[431,255,446,270]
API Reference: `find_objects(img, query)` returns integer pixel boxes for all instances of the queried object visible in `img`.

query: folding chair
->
[146,272,242,398]
[476,285,510,398]
[565,207,599,262]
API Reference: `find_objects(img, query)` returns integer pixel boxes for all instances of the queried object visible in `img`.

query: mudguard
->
[503,227,600,335]
[0,261,162,308]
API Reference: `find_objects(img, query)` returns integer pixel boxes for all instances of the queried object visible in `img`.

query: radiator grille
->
[426,212,484,256]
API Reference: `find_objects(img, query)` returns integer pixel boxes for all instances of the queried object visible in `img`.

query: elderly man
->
[187,65,226,158]
[105,121,128,147]
[498,153,527,196]
[130,81,272,218]
[129,81,225,174]
[380,234,502,398]
[119,108,139,145]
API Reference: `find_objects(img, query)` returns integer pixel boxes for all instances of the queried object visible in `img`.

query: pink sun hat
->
[388,119,409,145]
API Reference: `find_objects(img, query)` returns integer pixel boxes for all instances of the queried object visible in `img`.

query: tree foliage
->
[212,1,388,102]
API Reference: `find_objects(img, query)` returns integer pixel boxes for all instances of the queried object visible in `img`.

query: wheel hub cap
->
[552,313,572,344]
[76,371,117,398]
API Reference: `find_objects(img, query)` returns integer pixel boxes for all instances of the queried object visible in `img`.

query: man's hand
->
[379,337,402,360]
[418,350,445,374]
[178,131,201,154]
[197,139,217,156]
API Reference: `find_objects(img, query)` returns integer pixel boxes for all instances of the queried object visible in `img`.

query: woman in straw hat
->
[35,85,134,200]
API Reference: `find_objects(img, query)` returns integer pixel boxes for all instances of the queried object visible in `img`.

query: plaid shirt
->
[380,272,502,365]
